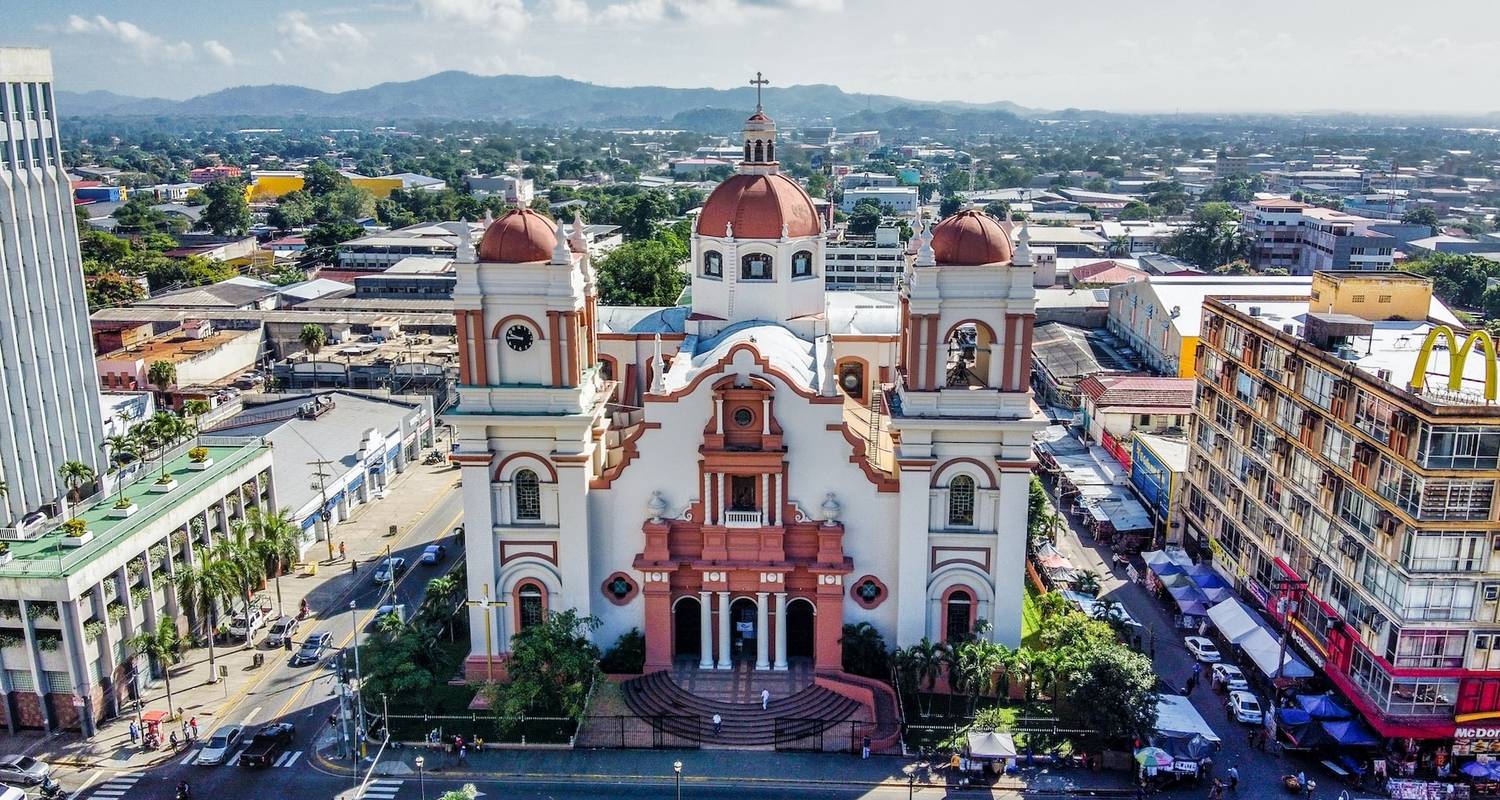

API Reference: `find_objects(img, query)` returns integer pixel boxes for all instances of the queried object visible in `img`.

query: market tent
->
[1168,585,1211,616]
[1320,719,1380,747]
[1158,572,1193,588]
[1201,586,1235,604]
[968,731,1018,760]
[1206,598,1261,644]
[1276,707,1337,749]
[1295,694,1353,721]
[1238,627,1314,679]
[1185,565,1230,590]
[1152,695,1221,763]
[1143,549,1193,575]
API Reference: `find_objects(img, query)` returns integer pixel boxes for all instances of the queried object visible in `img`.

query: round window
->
[858,580,881,601]
[608,577,631,599]
[733,408,754,427]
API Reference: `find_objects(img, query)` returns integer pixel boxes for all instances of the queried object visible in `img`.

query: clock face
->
[505,324,534,352]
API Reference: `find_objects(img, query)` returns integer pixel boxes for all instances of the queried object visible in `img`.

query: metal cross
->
[750,71,769,110]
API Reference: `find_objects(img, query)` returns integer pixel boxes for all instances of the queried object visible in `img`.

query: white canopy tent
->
[1238,626,1314,680]
[967,731,1018,760]
[1206,598,1262,644]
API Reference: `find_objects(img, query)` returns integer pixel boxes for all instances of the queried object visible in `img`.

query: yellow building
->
[249,171,305,201]
[1309,270,1432,322]
[249,170,440,202]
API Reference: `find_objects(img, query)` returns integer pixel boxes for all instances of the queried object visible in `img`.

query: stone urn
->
[646,490,668,524]
[820,492,841,527]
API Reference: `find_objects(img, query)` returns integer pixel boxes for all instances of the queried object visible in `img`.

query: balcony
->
[724,510,764,528]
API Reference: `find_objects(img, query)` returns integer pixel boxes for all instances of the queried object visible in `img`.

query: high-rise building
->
[0,48,104,530]
[1183,270,1500,745]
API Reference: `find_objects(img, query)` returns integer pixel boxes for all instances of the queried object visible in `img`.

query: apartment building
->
[824,224,907,290]
[1183,270,1500,745]
[1243,199,1404,273]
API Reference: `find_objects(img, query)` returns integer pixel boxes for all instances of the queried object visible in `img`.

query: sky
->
[8,0,1500,114]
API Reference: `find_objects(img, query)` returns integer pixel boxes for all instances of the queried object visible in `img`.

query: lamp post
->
[349,600,366,757]
[673,760,683,800]
[415,755,426,800]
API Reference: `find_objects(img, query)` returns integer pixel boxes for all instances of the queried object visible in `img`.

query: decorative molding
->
[493,451,558,483]
[849,575,889,610]
[500,540,559,566]
[931,545,991,573]
[600,572,640,606]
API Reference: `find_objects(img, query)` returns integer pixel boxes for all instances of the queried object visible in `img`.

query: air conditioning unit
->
[1486,585,1500,602]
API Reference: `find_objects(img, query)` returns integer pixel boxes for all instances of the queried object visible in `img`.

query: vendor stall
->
[1150,694,1222,778]
[966,730,1018,775]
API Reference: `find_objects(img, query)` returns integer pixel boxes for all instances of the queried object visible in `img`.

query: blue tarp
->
[1275,707,1336,749]
[1295,693,1354,721]
[1319,719,1380,746]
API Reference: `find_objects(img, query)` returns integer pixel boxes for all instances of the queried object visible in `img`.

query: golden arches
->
[1410,325,1498,400]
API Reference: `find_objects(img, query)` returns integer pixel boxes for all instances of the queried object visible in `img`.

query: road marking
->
[67,770,100,800]
[87,774,141,800]
[361,779,404,799]
[274,750,303,767]
[226,747,247,766]
[243,705,262,725]
[179,750,198,766]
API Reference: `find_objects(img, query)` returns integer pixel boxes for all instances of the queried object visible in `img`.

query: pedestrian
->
[182,720,191,740]
[1200,755,1213,780]
[861,736,871,760]
[350,559,358,574]
[328,713,338,728]
[712,713,722,735]
[128,721,139,744]
[458,746,467,766]
[1226,765,1238,793]
[1192,662,1202,677]
[190,717,198,739]
[1185,674,1198,693]
[169,731,179,752]
[340,541,347,560]
[761,688,770,710]
[1208,778,1222,800]
[285,636,293,651]
[474,736,483,751]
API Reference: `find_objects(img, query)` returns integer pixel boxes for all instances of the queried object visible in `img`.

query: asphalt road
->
[66,487,464,800]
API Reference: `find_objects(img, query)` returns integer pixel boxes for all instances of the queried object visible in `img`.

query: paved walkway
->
[0,452,463,774]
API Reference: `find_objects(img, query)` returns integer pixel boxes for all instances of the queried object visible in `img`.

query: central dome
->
[930,209,1012,266]
[478,208,556,263]
[696,173,821,240]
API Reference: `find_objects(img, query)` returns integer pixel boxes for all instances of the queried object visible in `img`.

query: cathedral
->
[450,96,1045,682]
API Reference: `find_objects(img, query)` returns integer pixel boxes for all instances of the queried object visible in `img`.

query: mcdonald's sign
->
[1410,326,1498,401]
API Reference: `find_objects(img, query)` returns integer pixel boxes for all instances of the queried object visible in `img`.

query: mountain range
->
[56,71,1039,128]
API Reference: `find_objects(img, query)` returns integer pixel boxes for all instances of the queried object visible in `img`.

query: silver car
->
[0,755,48,787]
[196,724,245,765]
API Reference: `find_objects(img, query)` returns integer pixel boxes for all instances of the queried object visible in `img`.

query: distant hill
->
[57,71,1044,127]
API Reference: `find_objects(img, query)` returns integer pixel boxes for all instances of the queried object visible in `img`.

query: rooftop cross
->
[750,71,769,111]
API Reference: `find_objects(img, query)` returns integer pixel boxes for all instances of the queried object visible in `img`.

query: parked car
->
[228,607,267,638]
[196,725,246,765]
[0,755,49,787]
[1227,691,1264,725]
[265,616,300,648]
[374,603,406,625]
[1184,636,1222,663]
[238,722,296,768]
[420,544,446,564]
[373,557,407,583]
[291,632,332,666]
[1211,663,1249,691]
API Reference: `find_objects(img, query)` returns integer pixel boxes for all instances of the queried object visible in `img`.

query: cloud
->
[542,0,591,23]
[63,14,194,61]
[203,40,235,66]
[274,11,368,48]
[416,0,530,35]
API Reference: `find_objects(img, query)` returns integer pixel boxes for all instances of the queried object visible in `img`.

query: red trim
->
[941,318,999,347]
[940,585,978,643]
[849,575,888,610]
[600,572,640,606]
[513,580,549,634]
[490,314,547,340]
[930,457,998,489]
[493,452,558,483]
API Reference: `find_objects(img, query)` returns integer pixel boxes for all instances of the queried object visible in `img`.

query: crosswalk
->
[180,747,304,767]
[89,774,141,800]
[360,778,404,799]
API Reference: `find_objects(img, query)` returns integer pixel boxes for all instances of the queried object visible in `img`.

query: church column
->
[485,335,501,385]
[698,591,714,670]
[555,462,592,618]
[547,312,563,387]
[715,591,731,670]
[459,457,499,676]
[991,468,1031,647]
[895,464,931,647]
[456,311,472,385]
[988,318,1008,388]
[761,397,770,434]
[924,315,940,390]
[564,311,579,387]
[715,398,724,434]
[773,592,788,670]
[755,592,770,670]
[470,312,489,386]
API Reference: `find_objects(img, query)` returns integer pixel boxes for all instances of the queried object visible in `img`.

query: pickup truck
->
[238,722,295,768]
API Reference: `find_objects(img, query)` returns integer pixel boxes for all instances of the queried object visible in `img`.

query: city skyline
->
[10,0,1500,115]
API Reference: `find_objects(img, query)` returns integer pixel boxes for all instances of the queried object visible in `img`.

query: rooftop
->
[1078,374,1195,411]
[100,328,254,365]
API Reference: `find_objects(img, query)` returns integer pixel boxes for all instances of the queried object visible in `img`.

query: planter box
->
[151,479,178,493]
[188,458,214,471]
[108,503,139,519]
[61,531,94,547]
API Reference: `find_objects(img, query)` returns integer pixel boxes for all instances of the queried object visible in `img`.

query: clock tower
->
[450,208,609,678]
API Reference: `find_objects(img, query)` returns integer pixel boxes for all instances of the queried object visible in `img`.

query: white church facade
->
[450,98,1045,681]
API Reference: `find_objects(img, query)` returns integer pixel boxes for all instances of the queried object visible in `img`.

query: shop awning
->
[1168,584,1211,616]
[1276,707,1337,749]
[1320,718,1380,746]
[967,731,1017,760]
[1239,627,1314,680]
[1153,694,1221,761]
[1295,693,1353,721]
[1206,598,1262,644]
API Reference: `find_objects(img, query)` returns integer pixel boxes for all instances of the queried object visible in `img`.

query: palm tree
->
[182,399,210,444]
[57,460,96,520]
[128,617,182,716]
[174,562,226,680]
[1091,599,1128,632]
[1073,570,1102,597]
[374,610,405,641]
[299,324,326,388]
[838,621,889,678]
[905,638,947,717]
[422,574,461,640]
[209,538,266,646]
[248,508,301,618]
[146,360,177,404]
[1106,235,1132,258]
[101,435,138,508]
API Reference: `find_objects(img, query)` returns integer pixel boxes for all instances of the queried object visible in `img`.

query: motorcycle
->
[176,782,192,800]
[38,777,65,800]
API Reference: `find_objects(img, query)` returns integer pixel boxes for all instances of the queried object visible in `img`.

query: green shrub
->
[599,627,645,674]
[62,518,88,537]
[189,446,208,462]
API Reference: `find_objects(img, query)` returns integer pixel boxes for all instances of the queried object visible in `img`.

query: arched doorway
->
[729,597,758,661]
[673,596,701,660]
[945,590,974,642]
[786,598,815,661]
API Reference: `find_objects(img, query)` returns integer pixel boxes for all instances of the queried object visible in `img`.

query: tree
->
[939,195,965,218]
[1118,201,1152,221]
[484,609,602,729]
[303,161,348,197]
[112,195,186,236]
[57,460,96,521]
[174,562,226,680]
[248,508,302,618]
[86,272,145,311]
[315,186,377,225]
[146,360,177,402]
[101,434,137,506]
[599,628,646,674]
[840,621,890,679]
[1062,646,1159,744]
[901,637,948,716]
[208,536,266,645]
[1106,235,1132,258]
[129,618,183,716]
[1160,202,1251,269]
[199,178,250,236]
[847,198,883,235]
[595,236,687,306]
[267,191,317,230]
[1405,252,1500,309]
[299,324,326,387]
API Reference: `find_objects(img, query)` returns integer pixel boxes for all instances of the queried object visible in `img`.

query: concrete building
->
[1077,374,1193,446]
[1183,270,1500,746]
[839,172,899,190]
[0,49,106,530]
[840,186,919,216]
[353,256,456,300]
[95,323,264,403]
[1129,432,1188,547]
[824,225,906,291]
[1243,199,1428,274]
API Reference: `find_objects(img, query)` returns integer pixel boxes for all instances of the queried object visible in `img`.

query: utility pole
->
[349,600,366,759]
[308,459,336,561]
[1273,575,1308,686]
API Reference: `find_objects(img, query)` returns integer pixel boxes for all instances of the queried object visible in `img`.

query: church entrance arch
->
[672,596,701,660]
[785,598,815,661]
[729,597,758,661]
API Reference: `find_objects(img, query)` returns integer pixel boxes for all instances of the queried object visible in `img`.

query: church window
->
[948,475,975,527]
[733,408,754,427]
[945,590,973,641]
[601,572,638,605]
[730,475,757,511]
[753,141,764,162]
[741,253,773,280]
[839,362,864,399]
[518,583,545,630]
[858,580,880,601]
[767,142,775,161]
[744,142,752,161]
[792,250,813,278]
[703,250,722,278]
[514,469,541,521]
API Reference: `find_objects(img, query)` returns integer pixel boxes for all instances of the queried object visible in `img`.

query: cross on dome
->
[750,71,769,112]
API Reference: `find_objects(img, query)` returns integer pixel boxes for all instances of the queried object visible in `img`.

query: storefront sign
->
[1454,727,1500,756]
[1289,625,1327,670]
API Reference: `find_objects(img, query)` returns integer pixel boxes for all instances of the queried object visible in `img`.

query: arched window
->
[514,469,541,521]
[792,250,813,278]
[838,362,864,399]
[753,141,764,162]
[766,142,775,161]
[945,590,973,641]
[703,250,722,278]
[741,252,772,280]
[948,475,975,527]
[743,142,751,161]
[518,583,545,631]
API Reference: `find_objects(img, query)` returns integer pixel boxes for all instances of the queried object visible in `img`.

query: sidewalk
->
[0,454,463,774]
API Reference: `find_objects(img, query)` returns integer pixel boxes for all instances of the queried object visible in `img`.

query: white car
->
[228,607,267,639]
[196,724,245,765]
[1227,691,1263,725]
[1211,663,1249,691]
[1184,636,1222,663]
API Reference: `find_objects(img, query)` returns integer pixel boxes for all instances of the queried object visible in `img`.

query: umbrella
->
[1461,761,1493,778]
[1135,747,1174,768]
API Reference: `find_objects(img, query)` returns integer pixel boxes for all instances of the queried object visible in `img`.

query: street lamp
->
[349,600,366,758]
[673,760,683,800]
[415,756,426,800]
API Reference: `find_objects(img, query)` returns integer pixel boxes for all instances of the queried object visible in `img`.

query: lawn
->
[1021,585,1043,649]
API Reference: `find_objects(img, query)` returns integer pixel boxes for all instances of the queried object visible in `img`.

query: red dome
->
[930,209,1012,266]
[695,173,821,240]
[478,208,556,263]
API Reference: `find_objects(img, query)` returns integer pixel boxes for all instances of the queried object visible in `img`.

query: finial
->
[551,218,571,264]
[1013,218,1034,267]
[569,209,589,253]
[916,222,935,267]
[780,221,790,241]
[483,208,494,226]
[455,217,475,263]
[725,221,734,240]
[649,334,666,395]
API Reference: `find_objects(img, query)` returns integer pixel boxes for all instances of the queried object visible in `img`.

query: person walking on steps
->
[761,688,770,710]
[712,714,722,735]
[1226,765,1238,793]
